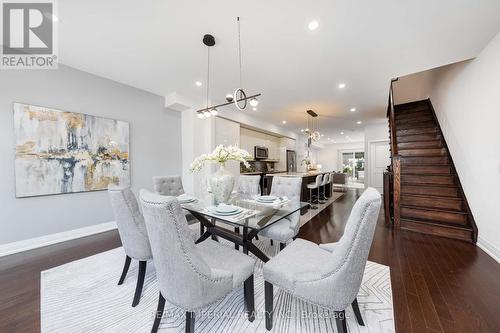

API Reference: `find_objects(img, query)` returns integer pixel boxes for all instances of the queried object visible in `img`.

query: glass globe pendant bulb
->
[312,131,321,141]
[203,110,211,118]
[210,108,218,116]
[197,112,204,119]
[249,98,259,107]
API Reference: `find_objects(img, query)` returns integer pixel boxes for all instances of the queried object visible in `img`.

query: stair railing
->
[384,78,400,227]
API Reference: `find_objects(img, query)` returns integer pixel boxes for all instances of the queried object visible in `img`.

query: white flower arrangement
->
[189,145,252,172]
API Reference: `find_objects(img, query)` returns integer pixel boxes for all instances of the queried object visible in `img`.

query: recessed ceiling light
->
[308,20,319,31]
[252,107,257,111]
[333,141,337,143]
[300,129,304,132]
[282,120,287,124]
[356,121,362,124]
[195,81,202,87]
[338,83,346,89]
[321,134,324,137]
[327,137,331,140]
[340,131,344,135]
[350,108,356,112]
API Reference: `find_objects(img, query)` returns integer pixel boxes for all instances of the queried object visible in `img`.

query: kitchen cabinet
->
[240,127,282,161]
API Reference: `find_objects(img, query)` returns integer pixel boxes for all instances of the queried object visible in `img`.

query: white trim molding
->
[0,222,117,258]
[477,236,500,264]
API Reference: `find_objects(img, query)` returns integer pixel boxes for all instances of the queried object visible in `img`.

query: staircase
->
[387,99,477,242]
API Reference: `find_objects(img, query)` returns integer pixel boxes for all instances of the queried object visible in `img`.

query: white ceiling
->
[58,0,500,144]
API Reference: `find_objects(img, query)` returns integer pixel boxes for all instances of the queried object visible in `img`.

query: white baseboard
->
[477,236,500,264]
[0,221,117,258]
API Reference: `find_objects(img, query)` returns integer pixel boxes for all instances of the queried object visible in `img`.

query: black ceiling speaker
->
[203,34,215,47]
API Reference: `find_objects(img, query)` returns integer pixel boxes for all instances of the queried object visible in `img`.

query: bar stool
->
[307,174,322,209]
[319,173,331,202]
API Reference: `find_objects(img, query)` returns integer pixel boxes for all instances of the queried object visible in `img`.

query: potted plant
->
[190,145,251,204]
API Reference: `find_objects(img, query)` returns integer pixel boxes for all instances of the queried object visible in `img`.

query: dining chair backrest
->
[152,176,185,196]
[139,190,232,311]
[237,175,261,196]
[108,186,151,260]
[294,187,381,309]
[269,176,302,232]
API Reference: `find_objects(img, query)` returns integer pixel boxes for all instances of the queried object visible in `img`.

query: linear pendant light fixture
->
[196,17,261,118]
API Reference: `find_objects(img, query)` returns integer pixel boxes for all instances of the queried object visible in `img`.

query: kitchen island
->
[264,171,332,202]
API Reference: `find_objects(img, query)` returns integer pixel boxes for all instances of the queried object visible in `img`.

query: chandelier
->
[196,17,261,118]
[301,110,321,147]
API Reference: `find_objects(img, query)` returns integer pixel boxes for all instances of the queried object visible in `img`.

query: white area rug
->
[41,238,394,333]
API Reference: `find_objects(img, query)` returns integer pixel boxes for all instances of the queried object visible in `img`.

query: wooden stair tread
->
[401,204,467,215]
[401,182,457,188]
[401,172,453,176]
[403,193,463,201]
[400,218,471,230]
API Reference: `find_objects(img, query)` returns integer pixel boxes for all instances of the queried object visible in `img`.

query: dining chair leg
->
[132,261,147,307]
[335,310,347,333]
[352,297,365,325]
[265,281,273,331]
[270,239,273,246]
[151,292,165,333]
[244,274,255,322]
[279,242,286,251]
[234,227,240,250]
[255,235,259,240]
[185,311,195,333]
[199,223,205,237]
[118,255,131,285]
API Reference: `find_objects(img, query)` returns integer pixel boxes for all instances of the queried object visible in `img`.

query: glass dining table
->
[181,195,309,262]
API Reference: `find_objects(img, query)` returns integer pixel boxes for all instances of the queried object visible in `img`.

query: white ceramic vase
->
[210,164,235,204]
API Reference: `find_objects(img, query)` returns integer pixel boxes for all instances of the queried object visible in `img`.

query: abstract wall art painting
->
[13,103,130,197]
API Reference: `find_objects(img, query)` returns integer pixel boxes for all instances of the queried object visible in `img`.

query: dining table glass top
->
[180,193,309,231]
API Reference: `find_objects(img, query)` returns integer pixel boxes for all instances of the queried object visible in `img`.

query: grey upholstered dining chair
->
[152,175,185,196]
[234,175,262,245]
[139,190,256,333]
[153,175,200,226]
[237,175,261,196]
[262,187,381,333]
[258,176,302,251]
[108,186,152,307]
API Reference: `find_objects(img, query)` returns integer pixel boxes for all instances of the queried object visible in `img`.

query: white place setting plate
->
[209,204,243,216]
[177,194,197,203]
[256,195,277,202]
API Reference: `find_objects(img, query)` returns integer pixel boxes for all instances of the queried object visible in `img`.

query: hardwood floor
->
[1,188,499,332]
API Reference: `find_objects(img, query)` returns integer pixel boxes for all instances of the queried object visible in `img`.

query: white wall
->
[0,65,182,245]
[364,123,390,187]
[428,32,500,260]
[317,142,365,172]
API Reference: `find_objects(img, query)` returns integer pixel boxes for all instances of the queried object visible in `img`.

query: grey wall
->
[0,65,182,245]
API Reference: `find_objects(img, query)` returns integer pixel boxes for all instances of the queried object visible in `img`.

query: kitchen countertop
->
[264,171,329,178]
[241,171,285,175]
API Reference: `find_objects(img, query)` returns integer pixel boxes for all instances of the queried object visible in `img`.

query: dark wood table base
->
[190,211,270,263]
